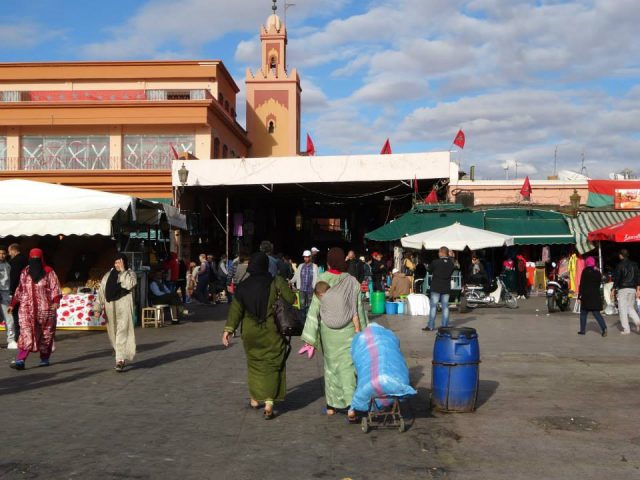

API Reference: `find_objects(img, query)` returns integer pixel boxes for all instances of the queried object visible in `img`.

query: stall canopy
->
[401,223,514,251]
[587,215,640,243]
[567,210,639,253]
[0,179,185,236]
[482,208,574,245]
[365,204,485,242]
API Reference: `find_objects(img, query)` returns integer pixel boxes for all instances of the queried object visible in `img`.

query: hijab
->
[585,256,597,269]
[28,248,49,283]
[327,247,347,273]
[105,253,131,303]
[235,252,273,324]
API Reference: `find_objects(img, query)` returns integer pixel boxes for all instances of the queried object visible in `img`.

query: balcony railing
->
[0,89,213,103]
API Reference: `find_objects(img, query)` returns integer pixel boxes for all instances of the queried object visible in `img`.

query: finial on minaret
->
[272,0,277,14]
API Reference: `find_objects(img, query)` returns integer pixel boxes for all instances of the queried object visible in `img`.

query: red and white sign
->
[614,189,640,210]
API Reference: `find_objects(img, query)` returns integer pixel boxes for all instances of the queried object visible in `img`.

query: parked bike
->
[546,274,570,313]
[459,277,518,311]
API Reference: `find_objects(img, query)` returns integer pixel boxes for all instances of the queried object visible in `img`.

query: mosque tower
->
[245,0,301,157]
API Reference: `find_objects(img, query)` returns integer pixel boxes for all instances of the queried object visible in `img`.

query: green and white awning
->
[567,210,640,253]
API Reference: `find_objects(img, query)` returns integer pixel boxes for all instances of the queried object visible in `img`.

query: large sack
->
[350,323,417,412]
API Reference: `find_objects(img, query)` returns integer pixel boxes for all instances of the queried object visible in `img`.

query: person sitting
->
[149,270,184,324]
[389,268,412,300]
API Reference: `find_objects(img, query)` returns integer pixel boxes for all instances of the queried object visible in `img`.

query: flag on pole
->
[306,133,316,156]
[169,143,180,160]
[520,176,532,199]
[380,138,392,155]
[424,190,438,204]
[453,129,465,149]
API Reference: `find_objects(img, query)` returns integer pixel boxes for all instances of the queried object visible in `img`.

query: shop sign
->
[614,189,640,210]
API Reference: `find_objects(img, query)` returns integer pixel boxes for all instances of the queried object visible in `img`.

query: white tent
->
[0,179,184,236]
[401,222,514,251]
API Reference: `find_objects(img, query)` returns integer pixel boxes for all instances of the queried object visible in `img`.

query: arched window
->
[270,57,277,76]
[231,150,236,158]
[218,92,224,105]
[268,121,275,134]
[222,145,228,158]
[213,138,220,159]
[224,100,229,112]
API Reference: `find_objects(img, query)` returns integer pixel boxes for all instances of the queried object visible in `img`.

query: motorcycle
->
[459,277,518,311]
[546,274,570,313]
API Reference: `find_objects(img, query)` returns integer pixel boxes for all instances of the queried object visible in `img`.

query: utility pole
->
[554,145,558,176]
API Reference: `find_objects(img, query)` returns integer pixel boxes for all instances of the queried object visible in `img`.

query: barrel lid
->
[437,327,477,339]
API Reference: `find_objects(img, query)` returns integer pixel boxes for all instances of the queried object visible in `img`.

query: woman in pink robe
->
[8,248,61,370]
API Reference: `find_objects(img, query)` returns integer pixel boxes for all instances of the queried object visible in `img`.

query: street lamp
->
[570,189,581,216]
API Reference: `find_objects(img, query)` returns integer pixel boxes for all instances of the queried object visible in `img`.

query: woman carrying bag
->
[577,256,607,337]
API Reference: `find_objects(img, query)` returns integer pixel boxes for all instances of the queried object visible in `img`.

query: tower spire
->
[272,0,277,14]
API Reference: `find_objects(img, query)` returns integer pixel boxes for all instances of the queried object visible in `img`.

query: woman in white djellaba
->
[94,254,137,372]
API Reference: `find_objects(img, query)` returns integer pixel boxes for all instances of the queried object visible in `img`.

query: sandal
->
[347,410,358,423]
[114,361,125,372]
[249,400,260,409]
[263,408,275,420]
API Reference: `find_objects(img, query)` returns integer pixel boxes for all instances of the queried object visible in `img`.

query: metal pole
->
[598,241,603,272]
[226,195,230,266]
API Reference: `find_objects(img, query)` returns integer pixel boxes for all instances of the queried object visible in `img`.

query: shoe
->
[421,326,434,332]
[114,361,125,372]
[620,331,631,335]
[10,360,25,370]
[38,359,50,367]
[347,410,358,424]
[601,329,607,337]
[577,331,585,335]
[7,341,18,350]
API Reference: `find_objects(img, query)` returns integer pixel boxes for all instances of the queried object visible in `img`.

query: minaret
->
[245,0,301,157]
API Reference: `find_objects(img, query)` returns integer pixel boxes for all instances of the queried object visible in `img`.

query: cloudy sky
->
[2,0,639,179]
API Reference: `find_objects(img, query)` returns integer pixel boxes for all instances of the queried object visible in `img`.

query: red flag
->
[380,138,392,155]
[306,133,315,156]
[520,176,532,198]
[424,190,438,204]
[169,143,179,160]
[453,129,465,149]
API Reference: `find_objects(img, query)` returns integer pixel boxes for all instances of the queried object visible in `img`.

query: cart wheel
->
[398,418,406,433]
[361,417,370,433]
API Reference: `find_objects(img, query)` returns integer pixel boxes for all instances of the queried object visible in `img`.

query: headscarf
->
[235,252,273,324]
[585,256,597,269]
[28,248,49,283]
[327,247,347,272]
[105,253,130,303]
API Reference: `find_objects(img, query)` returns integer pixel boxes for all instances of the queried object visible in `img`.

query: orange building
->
[0,60,251,200]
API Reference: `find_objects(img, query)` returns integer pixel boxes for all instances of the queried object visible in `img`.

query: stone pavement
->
[1,297,640,480]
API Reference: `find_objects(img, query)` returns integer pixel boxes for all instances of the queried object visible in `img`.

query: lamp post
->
[174,163,189,257]
[569,189,581,216]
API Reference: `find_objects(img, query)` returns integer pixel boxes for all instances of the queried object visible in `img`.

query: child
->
[314,281,361,333]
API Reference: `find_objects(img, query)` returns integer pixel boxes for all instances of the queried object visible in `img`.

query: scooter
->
[459,277,518,311]
[546,274,570,313]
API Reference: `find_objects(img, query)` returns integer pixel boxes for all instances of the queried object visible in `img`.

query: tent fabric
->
[586,213,640,243]
[401,223,514,251]
[365,205,485,242]
[483,208,574,245]
[0,179,135,236]
[567,210,640,253]
[586,180,640,208]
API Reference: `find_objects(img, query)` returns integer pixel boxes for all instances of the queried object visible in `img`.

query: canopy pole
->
[598,241,603,272]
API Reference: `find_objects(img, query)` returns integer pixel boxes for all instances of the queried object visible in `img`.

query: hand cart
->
[360,396,406,433]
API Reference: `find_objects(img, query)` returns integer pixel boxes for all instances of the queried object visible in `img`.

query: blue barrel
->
[384,301,398,315]
[431,327,480,412]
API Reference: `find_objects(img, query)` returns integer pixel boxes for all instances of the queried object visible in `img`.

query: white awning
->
[0,179,135,236]
[171,152,456,187]
[401,222,514,251]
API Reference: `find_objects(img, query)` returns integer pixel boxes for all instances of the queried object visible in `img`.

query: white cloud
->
[0,21,63,49]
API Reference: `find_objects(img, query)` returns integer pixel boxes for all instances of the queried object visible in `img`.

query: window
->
[213,138,220,159]
[224,100,229,112]
[0,137,6,170]
[222,145,228,158]
[231,150,236,158]
[123,134,194,169]
[166,91,191,100]
[21,136,110,170]
[268,121,275,134]
[218,92,224,105]
[314,218,342,232]
[231,108,236,118]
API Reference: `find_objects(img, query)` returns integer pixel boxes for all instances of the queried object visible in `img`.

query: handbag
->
[273,292,304,337]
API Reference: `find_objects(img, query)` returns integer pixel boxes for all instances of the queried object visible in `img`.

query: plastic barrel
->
[396,301,405,314]
[370,291,386,315]
[385,301,398,315]
[431,327,480,412]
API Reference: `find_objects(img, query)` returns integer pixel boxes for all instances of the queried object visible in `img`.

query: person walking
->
[0,246,16,349]
[515,254,528,299]
[194,253,211,303]
[577,256,607,337]
[300,247,368,422]
[613,249,640,335]
[423,246,455,332]
[291,250,318,319]
[94,254,137,371]
[8,243,27,345]
[8,248,61,370]
[221,252,296,419]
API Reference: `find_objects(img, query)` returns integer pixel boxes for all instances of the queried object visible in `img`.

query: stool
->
[141,306,165,328]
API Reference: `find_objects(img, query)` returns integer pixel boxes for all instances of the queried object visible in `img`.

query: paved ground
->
[1,297,640,479]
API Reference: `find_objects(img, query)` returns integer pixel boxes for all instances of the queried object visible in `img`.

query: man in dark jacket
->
[370,252,387,292]
[346,250,365,283]
[613,249,640,335]
[8,243,28,344]
[424,246,456,331]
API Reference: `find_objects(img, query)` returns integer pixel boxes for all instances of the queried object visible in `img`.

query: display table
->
[57,293,107,330]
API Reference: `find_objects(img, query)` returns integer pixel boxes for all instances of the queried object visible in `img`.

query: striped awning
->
[567,210,640,253]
